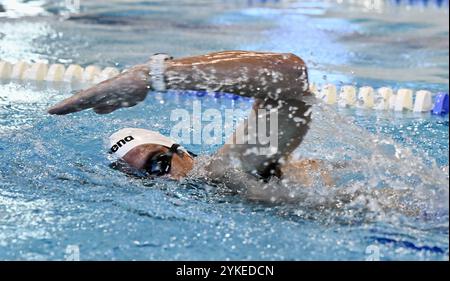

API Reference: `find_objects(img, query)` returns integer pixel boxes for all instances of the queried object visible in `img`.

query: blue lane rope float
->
[0,59,448,115]
[431,92,449,115]
[391,0,449,6]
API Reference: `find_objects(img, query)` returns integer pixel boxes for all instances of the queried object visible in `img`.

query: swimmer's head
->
[109,128,195,179]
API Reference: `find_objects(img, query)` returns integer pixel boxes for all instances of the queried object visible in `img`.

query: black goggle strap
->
[186,150,197,158]
[170,143,197,158]
[169,143,181,153]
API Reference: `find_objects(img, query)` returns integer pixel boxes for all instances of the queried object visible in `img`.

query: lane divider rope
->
[309,83,448,115]
[0,60,120,85]
[0,60,448,115]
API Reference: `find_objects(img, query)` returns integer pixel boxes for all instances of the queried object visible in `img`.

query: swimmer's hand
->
[47,64,150,115]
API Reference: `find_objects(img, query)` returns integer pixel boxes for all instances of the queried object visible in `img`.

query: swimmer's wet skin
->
[47,51,432,214]
[47,51,332,201]
[47,51,309,114]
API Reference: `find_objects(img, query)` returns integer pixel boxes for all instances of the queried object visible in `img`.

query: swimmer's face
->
[121,143,194,180]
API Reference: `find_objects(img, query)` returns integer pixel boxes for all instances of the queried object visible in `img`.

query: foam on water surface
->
[0,0,448,260]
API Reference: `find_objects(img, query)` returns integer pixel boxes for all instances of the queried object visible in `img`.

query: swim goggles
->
[144,143,197,176]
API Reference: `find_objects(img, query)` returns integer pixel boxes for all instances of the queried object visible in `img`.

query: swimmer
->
[47,51,334,201]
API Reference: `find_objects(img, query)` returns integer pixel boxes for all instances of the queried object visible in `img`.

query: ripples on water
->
[0,0,449,260]
[0,81,448,260]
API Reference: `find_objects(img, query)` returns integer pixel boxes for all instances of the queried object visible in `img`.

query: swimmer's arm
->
[47,51,309,115]
[206,97,312,179]
[169,51,314,180]
[164,51,309,100]
[48,64,151,115]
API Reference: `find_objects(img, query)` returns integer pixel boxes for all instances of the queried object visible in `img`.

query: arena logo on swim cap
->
[110,136,135,153]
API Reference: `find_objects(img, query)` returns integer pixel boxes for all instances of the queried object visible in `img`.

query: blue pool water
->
[0,0,449,260]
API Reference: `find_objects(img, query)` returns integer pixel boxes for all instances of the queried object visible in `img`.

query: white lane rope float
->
[0,60,120,84]
[0,59,448,115]
[309,83,448,115]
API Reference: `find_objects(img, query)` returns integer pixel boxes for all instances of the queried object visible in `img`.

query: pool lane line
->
[1,59,449,115]
[0,60,120,85]
[309,83,449,115]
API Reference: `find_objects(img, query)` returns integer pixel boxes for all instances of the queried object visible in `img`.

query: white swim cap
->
[109,128,185,158]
